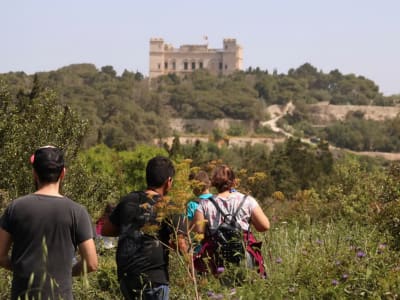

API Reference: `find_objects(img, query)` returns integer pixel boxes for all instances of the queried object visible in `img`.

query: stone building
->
[149,38,243,79]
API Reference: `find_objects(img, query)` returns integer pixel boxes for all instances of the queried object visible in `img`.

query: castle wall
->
[149,38,242,79]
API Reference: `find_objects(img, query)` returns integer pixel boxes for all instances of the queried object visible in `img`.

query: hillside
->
[1,63,399,151]
[308,101,400,124]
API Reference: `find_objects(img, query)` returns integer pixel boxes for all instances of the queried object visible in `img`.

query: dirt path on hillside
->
[160,102,400,161]
[261,102,400,161]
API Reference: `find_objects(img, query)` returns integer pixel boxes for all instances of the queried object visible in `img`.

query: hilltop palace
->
[149,38,243,79]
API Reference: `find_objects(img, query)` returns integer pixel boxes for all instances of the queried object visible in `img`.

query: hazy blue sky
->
[1,0,399,95]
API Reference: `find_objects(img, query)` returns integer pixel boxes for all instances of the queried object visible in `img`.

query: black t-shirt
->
[0,194,94,300]
[109,191,186,284]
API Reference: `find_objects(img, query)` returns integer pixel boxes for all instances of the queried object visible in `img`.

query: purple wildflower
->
[316,239,323,245]
[356,250,366,258]
[342,274,349,281]
[275,257,283,264]
[216,267,225,274]
[332,279,339,286]
[207,292,224,300]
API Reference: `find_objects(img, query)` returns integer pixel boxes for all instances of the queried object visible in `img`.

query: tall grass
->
[2,221,398,299]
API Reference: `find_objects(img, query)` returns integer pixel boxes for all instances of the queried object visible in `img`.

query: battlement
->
[149,38,243,79]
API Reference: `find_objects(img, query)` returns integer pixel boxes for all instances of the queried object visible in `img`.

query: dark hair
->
[32,146,64,183]
[211,164,236,193]
[189,170,211,196]
[146,156,175,188]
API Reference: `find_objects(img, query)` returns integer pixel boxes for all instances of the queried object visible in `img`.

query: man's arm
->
[101,216,120,237]
[72,239,98,276]
[0,228,12,271]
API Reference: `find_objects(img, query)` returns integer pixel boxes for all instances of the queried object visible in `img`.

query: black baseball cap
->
[31,145,64,174]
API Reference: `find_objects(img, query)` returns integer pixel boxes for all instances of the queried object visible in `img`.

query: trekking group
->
[0,145,270,300]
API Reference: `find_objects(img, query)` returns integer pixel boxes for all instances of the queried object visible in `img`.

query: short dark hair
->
[32,146,64,183]
[146,156,175,188]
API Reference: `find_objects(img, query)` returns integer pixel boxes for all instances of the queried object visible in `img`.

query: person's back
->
[4,194,93,299]
[193,164,270,276]
[101,155,188,300]
[0,146,98,300]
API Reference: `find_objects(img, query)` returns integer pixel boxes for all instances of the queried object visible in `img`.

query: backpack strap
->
[208,194,248,225]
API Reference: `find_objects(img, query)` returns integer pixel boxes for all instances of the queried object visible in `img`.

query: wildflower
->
[332,279,339,286]
[216,267,225,274]
[356,250,366,258]
[275,257,283,264]
[207,291,223,299]
[377,243,386,254]
[335,260,341,266]
[342,274,349,281]
[316,239,323,245]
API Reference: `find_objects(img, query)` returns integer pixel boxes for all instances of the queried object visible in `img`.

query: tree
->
[0,81,85,200]
[101,65,117,77]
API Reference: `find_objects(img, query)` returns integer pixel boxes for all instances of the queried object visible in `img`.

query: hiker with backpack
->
[193,164,270,277]
[101,156,188,300]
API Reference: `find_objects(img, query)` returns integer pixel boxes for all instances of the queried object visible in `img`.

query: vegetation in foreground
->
[0,80,399,299]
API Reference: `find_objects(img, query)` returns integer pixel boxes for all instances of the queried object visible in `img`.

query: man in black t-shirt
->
[0,146,98,300]
[102,156,188,300]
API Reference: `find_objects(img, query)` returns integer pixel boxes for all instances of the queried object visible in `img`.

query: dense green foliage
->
[0,65,169,150]
[281,103,400,152]
[1,63,398,150]
[1,70,399,299]
[323,115,400,152]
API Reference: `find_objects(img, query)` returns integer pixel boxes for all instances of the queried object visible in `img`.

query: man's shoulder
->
[119,191,153,205]
[121,190,144,200]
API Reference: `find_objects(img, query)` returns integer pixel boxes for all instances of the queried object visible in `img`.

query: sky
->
[1,0,399,95]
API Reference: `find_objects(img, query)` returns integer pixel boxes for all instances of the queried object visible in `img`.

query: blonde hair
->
[189,170,211,196]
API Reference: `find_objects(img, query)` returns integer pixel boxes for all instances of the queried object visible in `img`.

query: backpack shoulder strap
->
[232,195,248,220]
[208,196,227,218]
[208,194,248,222]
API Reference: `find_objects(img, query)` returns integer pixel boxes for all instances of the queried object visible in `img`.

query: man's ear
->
[59,168,66,180]
[163,177,173,193]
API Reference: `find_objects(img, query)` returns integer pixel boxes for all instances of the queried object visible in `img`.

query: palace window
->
[219,62,223,70]
[199,62,203,69]
[164,62,168,69]
[192,62,196,70]
[172,61,176,70]
[184,62,188,70]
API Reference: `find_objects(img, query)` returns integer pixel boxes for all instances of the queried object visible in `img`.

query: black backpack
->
[208,195,248,265]
[116,192,164,277]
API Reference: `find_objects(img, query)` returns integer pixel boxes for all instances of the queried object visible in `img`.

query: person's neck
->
[218,190,232,198]
[35,182,62,197]
[146,187,164,197]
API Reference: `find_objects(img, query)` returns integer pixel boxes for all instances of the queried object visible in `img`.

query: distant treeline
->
[0,63,398,149]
